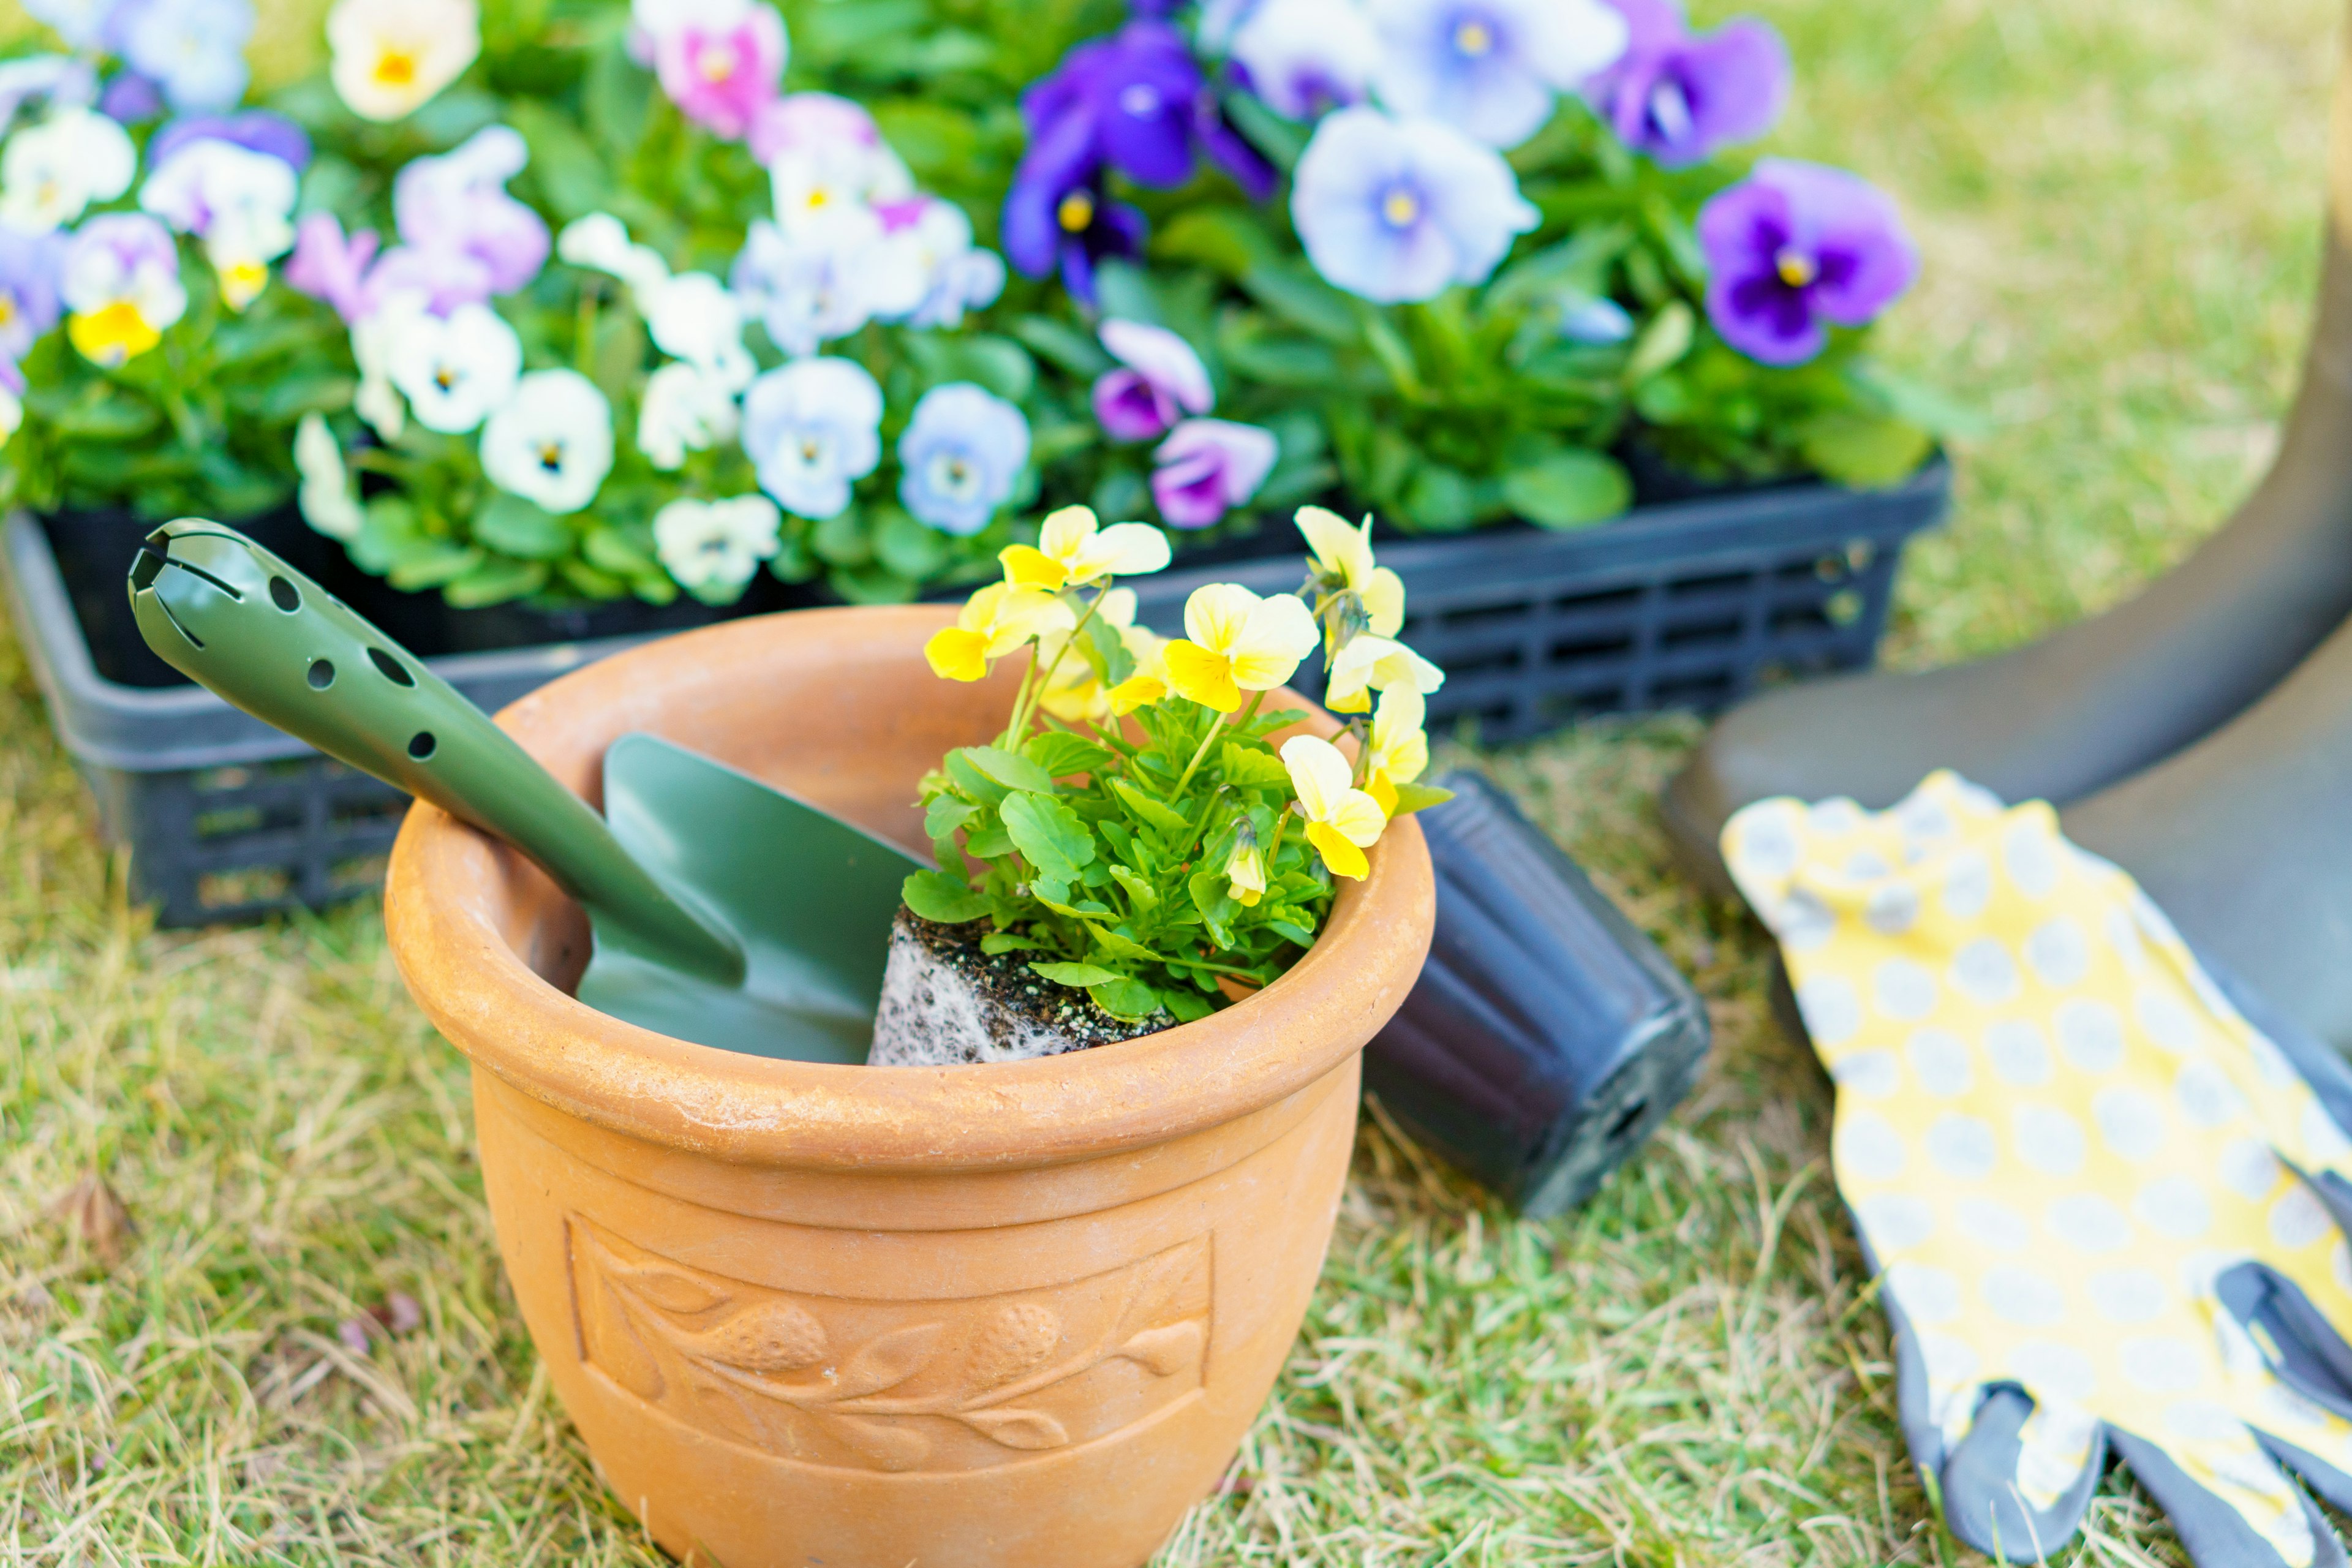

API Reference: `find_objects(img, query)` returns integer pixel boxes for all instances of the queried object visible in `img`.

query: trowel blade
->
[578,732,925,1064]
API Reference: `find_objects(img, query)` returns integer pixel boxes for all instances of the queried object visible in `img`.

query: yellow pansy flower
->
[1223,824,1267,907]
[924,581,1077,682]
[1000,505,1172,592]
[1035,588,1167,722]
[1324,632,1446,714]
[1159,583,1319,713]
[1295,505,1404,636]
[1362,685,1430,815]
[1281,734,1388,881]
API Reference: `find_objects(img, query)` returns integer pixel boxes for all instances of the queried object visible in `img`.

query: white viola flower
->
[349,307,406,440]
[636,360,741,470]
[556,210,669,295]
[61,213,185,366]
[385,301,522,433]
[641,271,755,391]
[865,195,1006,330]
[0,106,135,233]
[138,139,300,311]
[756,94,913,232]
[480,369,614,514]
[897,382,1030,537]
[1231,0,1382,119]
[1291,106,1537,303]
[739,355,882,519]
[328,0,483,123]
[1367,0,1627,149]
[728,214,878,357]
[0,383,21,450]
[652,494,782,603]
[295,412,364,541]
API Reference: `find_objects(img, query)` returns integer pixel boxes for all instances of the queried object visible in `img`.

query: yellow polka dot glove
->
[1724,772,2352,1567]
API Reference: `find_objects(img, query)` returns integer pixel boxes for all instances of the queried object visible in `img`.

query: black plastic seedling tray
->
[7,459,1943,925]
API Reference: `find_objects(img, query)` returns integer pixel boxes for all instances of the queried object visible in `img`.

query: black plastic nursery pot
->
[4,458,1946,926]
[1130,455,1951,744]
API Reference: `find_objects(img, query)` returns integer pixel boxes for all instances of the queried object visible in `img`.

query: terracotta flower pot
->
[383,606,1436,1568]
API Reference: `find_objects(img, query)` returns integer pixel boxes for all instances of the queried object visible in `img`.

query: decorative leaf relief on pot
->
[564,1218,1213,1473]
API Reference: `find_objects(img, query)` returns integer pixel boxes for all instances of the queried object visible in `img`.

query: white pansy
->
[768,138,913,236]
[327,0,483,123]
[385,301,522,433]
[556,211,669,295]
[294,413,364,541]
[636,360,741,470]
[0,107,134,233]
[739,356,882,519]
[864,197,1007,330]
[729,213,881,358]
[653,494,782,602]
[140,141,301,311]
[0,383,21,450]
[640,271,755,390]
[480,369,614,514]
[349,309,406,440]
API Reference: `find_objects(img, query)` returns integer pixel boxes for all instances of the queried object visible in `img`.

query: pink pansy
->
[654,1,788,141]
[1092,317,1213,442]
[1152,417,1278,528]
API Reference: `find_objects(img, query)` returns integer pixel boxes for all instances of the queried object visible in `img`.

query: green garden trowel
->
[128,518,922,1064]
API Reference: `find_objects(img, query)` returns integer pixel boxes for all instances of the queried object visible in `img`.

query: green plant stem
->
[1169,710,1231,800]
[1003,583,1107,745]
[1265,804,1291,871]
[574,282,601,377]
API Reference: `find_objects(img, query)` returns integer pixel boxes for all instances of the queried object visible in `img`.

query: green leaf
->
[1387,782,1457,816]
[1798,413,1935,489]
[507,99,611,222]
[1501,450,1632,530]
[1623,300,1695,384]
[43,391,161,440]
[1241,263,1359,344]
[962,826,1014,860]
[903,870,990,923]
[1010,315,1114,377]
[1152,207,1276,277]
[1164,988,1214,1024]
[1031,960,1121,989]
[1084,923,1160,964]
[812,507,873,567]
[1111,778,1191,837]
[902,333,1036,403]
[944,749,1008,805]
[1404,465,1479,530]
[1107,864,1159,911]
[1001,792,1096,883]
[442,555,548,606]
[1088,978,1161,1020]
[1025,732,1114,779]
[829,564,919,604]
[384,542,483,590]
[924,795,977,841]
[260,374,356,422]
[1218,88,1308,172]
[1218,742,1291,790]
[964,745,1058,794]
[873,505,949,579]
[472,492,573,559]
[1268,918,1316,946]
[981,932,1041,954]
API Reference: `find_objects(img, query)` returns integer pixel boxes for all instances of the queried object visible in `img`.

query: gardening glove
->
[1722,771,2352,1567]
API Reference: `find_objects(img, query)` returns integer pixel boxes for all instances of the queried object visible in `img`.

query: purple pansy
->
[1152,418,1278,528]
[1290,105,1537,303]
[0,225,64,362]
[1092,318,1213,442]
[1367,0,1627,149]
[391,126,549,296]
[1697,158,1917,366]
[1584,0,1785,168]
[1001,115,1147,304]
[285,212,380,323]
[97,70,162,123]
[150,111,312,173]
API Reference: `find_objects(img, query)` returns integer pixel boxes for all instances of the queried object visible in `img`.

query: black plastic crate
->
[4,511,680,925]
[1128,458,1949,744]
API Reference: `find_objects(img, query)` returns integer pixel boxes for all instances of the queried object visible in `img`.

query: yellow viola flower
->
[1000,505,1172,592]
[924,582,1076,682]
[1107,644,1170,715]
[1036,588,1167,722]
[1281,734,1389,881]
[1223,824,1267,907]
[1295,505,1404,637]
[1362,685,1430,815]
[1159,583,1319,713]
[1324,632,1446,714]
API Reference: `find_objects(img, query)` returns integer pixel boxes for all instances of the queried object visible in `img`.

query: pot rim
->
[385,606,1434,1174]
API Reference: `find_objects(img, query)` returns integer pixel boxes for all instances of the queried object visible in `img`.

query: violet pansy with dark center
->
[1584,0,1787,169]
[1696,157,1916,367]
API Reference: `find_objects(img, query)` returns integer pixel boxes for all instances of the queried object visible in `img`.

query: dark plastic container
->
[1365,772,1710,1216]
[1129,457,1950,744]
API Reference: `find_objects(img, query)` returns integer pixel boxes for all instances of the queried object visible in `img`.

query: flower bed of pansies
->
[0,0,1951,619]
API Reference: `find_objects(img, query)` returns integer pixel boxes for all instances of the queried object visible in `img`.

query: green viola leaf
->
[944,748,1009,805]
[442,554,549,606]
[1088,978,1161,1021]
[924,795,978,840]
[472,492,573,560]
[1030,960,1121,989]
[1025,731,1115,779]
[873,505,949,580]
[1267,918,1316,946]
[1623,300,1695,384]
[1217,742,1291,790]
[1163,988,1215,1024]
[962,825,1015,861]
[903,332,1036,403]
[1010,315,1115,377]
[1798,412,1936,489]
[811,506,872,567]
[1001,792,1096,883]
[1388,782,1458,816]
[1107,864,1159,911]
[903,870,990,924]
[1110,778,1191,837]
[965,745,1058,794]
[1153,206,1276,277]
[1084,923,1159,964]
[980,932,1041,955]
[1501,450,1632,530]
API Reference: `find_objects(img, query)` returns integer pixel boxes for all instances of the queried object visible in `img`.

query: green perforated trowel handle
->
[129,519,744,986]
